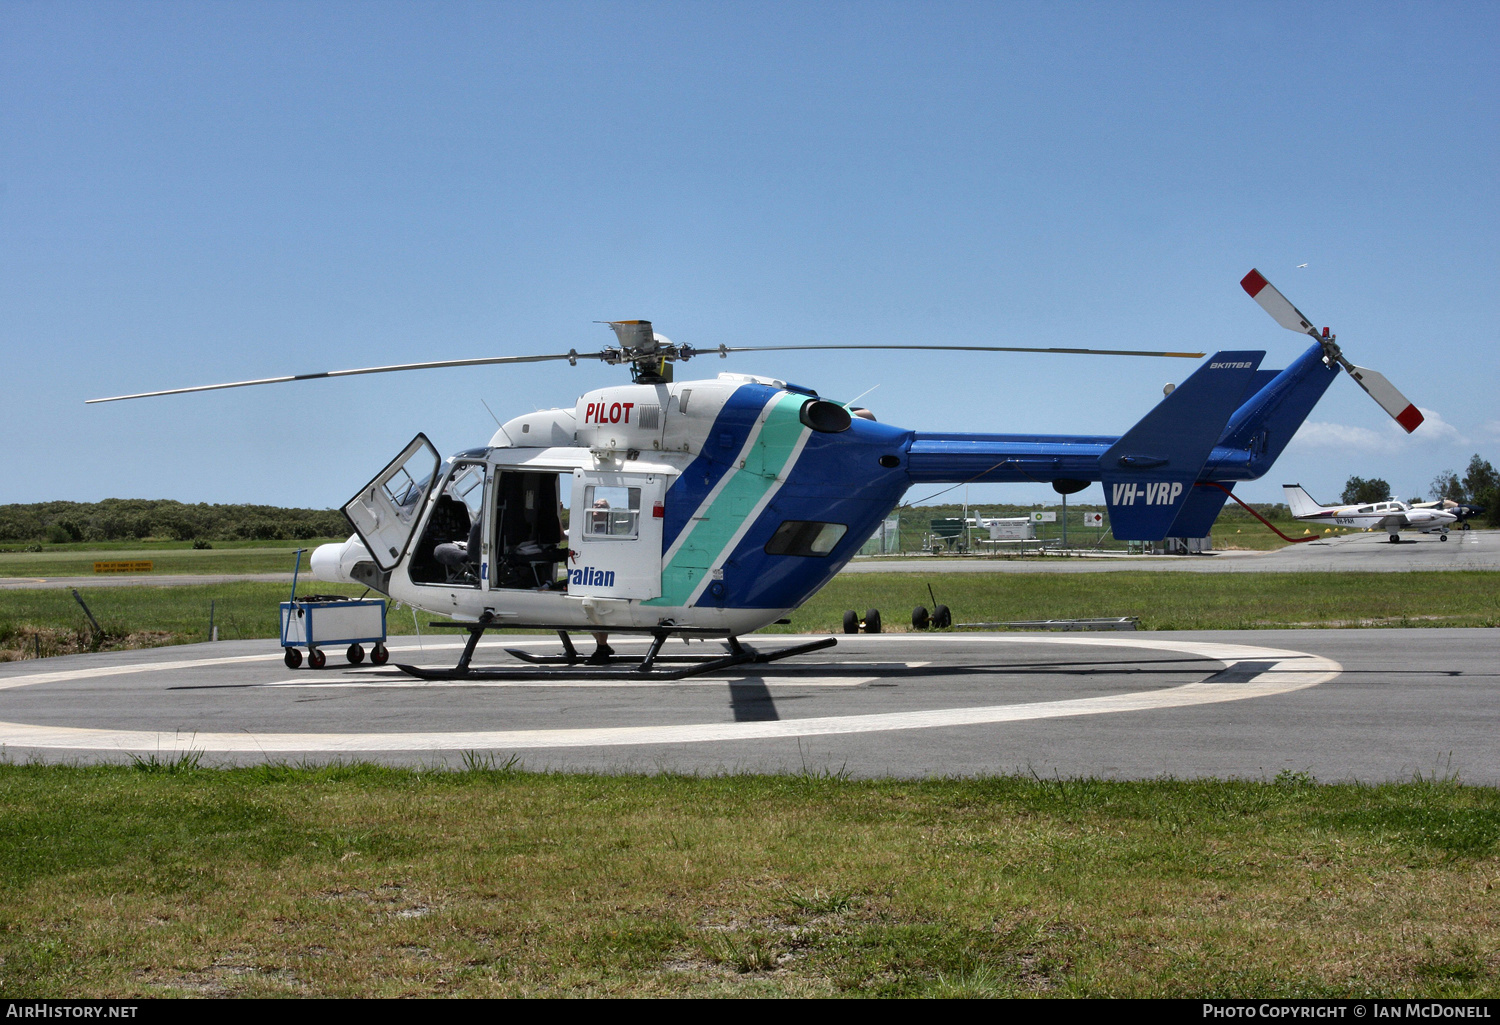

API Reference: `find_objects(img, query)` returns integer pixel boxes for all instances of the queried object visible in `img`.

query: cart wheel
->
[346,643,365,664]
[370,643,390,666]
[912,606,930,630]
[842,610,860,634]
[283,647,303,669]
[863,608,882,634]
[934,604,952,629]
[308,647,327,670]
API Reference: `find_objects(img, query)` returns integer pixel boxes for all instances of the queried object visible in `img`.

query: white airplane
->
[1283,484,1458,542]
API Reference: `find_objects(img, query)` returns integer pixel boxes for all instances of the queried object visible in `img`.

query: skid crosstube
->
[394,621,837,681]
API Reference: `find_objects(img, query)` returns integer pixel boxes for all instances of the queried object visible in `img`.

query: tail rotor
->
[1240,269,1424,434]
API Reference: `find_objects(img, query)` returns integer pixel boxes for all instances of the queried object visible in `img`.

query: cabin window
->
[765,520,847,557]
[408,460,487,587]
[583,485,641,539]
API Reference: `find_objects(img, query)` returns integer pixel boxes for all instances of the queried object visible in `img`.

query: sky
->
[3,1,1496,513]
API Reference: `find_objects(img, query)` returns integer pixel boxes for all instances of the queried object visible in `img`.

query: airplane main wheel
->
[308,647,327,669]
[371,643,390,665]
[1388,535,1400,543]
[347,643,365,664]
[863,609,882,634]
[912,606,930,630]
[933,604,952,629]
[843,611,860,634]
[1441,533,1448,541]
[283,647,303,669]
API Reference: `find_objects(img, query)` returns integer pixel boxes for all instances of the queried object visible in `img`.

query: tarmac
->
[2,529,1493,591]
[846,527,1499,573]
[2,628,1495,782]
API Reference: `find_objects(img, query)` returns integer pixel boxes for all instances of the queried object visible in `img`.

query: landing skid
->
[395,621,837,681]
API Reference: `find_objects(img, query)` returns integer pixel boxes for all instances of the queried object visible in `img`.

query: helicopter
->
[88,270,1424,679]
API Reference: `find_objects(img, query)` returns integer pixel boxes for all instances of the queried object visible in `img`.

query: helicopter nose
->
[311,538,364,584]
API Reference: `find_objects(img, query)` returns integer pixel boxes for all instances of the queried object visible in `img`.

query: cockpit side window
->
[408,460,487,587]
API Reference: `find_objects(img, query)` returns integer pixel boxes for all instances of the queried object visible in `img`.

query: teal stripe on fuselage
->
[645,392,807,607]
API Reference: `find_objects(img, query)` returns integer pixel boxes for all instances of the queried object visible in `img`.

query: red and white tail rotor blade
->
[1240,267,1424,434]
[1346,364,1424,434]
[1240,269,1319,337]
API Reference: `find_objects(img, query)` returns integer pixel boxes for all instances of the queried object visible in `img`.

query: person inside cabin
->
[588,497,611,534]
[585,499,614,660]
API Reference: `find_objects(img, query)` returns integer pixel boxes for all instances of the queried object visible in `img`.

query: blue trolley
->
[279,549,388,669]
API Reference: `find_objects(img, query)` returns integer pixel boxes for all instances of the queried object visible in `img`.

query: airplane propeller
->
[85,321,1204,403]
[1240,269,1424,433]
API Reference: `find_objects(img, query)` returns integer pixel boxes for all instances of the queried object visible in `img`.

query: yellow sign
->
[94,561,153,573]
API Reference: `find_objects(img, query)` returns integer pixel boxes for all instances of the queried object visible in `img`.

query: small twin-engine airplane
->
[1283,485,1458,542]
[88,270,1426,678]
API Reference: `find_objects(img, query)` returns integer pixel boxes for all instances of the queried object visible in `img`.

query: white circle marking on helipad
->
[0,635,1340,753]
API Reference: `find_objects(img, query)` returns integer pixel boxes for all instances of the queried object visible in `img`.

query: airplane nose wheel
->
[842,611,859,634]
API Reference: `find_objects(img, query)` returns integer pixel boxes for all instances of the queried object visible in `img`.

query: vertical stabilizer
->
[1102,352,1263,540]
[1282,484,1329,520]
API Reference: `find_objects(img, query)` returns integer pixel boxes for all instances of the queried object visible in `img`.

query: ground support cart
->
[280,599,388,669]
[278,548,389,669]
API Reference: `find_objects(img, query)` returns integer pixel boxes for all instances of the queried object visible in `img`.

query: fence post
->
[70,589,103,642]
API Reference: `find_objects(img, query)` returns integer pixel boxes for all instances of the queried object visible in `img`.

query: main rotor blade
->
[1346,364,1424,433]
[85,351,612,403]
[710,344,1206,359]
[1240,268,1320,338]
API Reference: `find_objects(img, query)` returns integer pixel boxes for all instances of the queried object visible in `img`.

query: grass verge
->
[2,571,1497,660]
[0,539,345,579]
[0,765,1496,997]
[766,570,1500,633]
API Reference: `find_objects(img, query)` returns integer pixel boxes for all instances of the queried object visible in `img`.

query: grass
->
[2,570,1496,660]
[0,765,1496,997]
[0,539,346,580]
[769,570,1500,633]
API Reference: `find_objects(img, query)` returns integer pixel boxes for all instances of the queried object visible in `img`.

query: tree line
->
[0,499,349,544]
[1340,453,1499,525]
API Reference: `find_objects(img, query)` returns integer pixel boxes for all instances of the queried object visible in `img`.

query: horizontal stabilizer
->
[1102,351,1264,540]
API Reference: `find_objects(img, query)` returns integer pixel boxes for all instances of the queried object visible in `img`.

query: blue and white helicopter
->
[90,270,1423,678]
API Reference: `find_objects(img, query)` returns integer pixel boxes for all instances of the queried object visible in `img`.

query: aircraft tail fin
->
[1282,484,1329,519]
[1101,352,1264,540]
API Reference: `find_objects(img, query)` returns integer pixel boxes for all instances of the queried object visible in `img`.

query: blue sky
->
[3,1,1495,511]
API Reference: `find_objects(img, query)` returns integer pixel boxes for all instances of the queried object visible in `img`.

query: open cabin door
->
[569,468,665,600]
[343,434,441,571]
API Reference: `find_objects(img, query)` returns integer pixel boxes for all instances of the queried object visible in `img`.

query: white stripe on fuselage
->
[680,423,813,608]
[660,389,779,568]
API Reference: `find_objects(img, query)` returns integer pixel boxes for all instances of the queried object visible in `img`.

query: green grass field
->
[2,570,1497,660]
[1,765,1495,997]
[771,570,1500,633]
[0,539,345,580]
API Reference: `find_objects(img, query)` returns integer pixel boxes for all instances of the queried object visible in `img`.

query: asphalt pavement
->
[2,530,1494,591]
[845,528,1499,573]
[2,628,1494,782]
